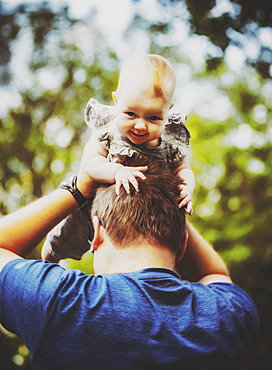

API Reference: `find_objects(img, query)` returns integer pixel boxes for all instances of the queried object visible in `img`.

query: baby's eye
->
[126,112,137,117]
[149,116,161,121]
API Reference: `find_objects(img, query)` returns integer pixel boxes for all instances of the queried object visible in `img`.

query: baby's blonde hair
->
[116,54,176,104]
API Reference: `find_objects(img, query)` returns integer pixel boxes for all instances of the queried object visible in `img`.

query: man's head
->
[91,160,186,259]
[112,54,176,147]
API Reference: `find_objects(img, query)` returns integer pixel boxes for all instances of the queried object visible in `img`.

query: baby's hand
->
[115,166,148,195]
[178,184,193,215]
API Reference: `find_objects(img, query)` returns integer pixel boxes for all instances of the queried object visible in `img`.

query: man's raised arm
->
[176,220,232,285]
[0,159,95,271]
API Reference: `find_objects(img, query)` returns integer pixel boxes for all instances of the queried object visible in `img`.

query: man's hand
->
[115,166,148,195]
[178,184,193,215]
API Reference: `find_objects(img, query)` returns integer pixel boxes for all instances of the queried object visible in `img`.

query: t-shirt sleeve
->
[207,283,260,353]
[208,283,259,325]
[0,259,69,357]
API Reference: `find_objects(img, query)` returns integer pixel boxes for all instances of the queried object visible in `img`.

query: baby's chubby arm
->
[83,135,122,182]
[175,158,195,214]
[83,136,147,194]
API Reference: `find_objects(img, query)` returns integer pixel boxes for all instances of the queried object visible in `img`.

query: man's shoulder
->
[0,258,94,298]
[191,281,259,330]
[191,280,258,308]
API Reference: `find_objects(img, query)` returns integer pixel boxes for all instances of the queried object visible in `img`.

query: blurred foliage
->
[162,0,272,77]
[0,0,271,368]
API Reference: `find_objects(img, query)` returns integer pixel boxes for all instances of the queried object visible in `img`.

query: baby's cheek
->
[116,118,129,132]
[152,124,165,137]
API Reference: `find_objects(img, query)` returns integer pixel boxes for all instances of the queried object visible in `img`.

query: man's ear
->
[92,216,104,252]
[112,91,117,105]
[176,229,188,263]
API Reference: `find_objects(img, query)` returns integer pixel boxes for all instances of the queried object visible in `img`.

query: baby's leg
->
[42,206,93,262]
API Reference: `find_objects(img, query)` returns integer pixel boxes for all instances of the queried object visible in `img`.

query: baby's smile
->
[130,130,148,138]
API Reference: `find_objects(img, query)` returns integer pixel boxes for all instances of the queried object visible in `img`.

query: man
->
[0,154,259,369]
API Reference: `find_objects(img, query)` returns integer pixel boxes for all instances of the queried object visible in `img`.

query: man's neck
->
[94,241,176,275]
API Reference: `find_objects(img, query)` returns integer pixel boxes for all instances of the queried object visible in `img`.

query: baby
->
[42,54,195,262]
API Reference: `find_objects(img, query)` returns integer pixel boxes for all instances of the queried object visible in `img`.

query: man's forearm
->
[0,189,79,257]
[0,152,95,271]
[0,159,96,258]
[176,221,230,282]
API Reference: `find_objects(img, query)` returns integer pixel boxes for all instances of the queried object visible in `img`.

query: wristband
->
[60,175,89,209]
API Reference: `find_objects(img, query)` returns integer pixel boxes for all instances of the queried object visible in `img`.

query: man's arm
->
[0,160,95,272]
[176,220,232,285]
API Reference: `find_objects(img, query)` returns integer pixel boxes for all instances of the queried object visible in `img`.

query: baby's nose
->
[134,119,147,130]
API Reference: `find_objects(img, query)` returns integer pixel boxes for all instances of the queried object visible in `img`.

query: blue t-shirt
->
[0,259,259,369]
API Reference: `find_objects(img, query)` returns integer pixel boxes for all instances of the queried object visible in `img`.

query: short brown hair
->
[91,160,185,255]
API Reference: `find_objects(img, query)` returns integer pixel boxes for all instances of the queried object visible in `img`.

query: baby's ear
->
[112,91,117,104]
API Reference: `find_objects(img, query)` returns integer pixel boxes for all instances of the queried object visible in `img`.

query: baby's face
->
[114,86,171,147]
